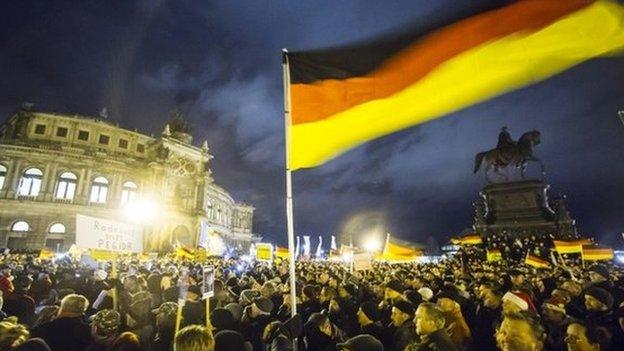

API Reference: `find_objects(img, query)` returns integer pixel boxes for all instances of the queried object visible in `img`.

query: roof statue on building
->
[168,109,193,144]
[99,107,109,119]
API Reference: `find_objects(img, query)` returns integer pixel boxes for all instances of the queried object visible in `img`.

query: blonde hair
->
[60,294,89,315]
[0,317,29,350]
[174,325,214,351]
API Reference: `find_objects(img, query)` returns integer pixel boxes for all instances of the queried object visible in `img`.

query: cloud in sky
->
[1,0,624,246]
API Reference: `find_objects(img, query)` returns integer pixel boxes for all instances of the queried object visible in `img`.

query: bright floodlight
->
[124,198,159,223]
[364,237,381,252]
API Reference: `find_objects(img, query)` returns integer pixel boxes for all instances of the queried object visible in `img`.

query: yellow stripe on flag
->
[582,245,614,261]
[553,239,591,254]
[288,1,624,170]
[525,254,550,269]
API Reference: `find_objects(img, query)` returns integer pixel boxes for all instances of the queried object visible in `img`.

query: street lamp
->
[123,198,160,223]
[364,237,381,253]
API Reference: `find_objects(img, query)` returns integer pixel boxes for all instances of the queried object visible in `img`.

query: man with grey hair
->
[32,294,92,351]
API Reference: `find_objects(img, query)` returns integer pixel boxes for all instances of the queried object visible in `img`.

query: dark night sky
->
[1,0,624,248]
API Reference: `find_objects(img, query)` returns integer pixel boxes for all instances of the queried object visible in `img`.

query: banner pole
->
[206,297,210,328]
[111,254,119,312]
[282,49,298,318]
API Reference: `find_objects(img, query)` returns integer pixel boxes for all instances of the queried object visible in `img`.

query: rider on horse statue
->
[497,126,515,150]
[497,126,516,164]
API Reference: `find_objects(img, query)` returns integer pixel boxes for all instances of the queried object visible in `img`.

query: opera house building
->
[0,108,258,252]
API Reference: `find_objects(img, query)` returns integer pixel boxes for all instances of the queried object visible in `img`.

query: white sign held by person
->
[353,252,373,271]
[202,266,215,299]
[76,214,142,253]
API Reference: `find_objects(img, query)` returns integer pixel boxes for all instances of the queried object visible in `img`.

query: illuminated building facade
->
[0,108,258,252]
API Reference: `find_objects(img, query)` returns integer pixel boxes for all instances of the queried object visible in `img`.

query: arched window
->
[17,168,43,196]
[121,181,137,206]
[89,176,109,204]
[206,201,213,218]
[49,223,66,234]
[0,164,6,190]
[55,172,77,200]
[11,221,30,232]
[217,207,222,222]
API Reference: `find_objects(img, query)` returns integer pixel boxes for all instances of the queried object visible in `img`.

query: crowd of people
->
[0,245,621,351]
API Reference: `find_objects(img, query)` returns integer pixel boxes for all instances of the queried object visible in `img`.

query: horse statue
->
[473,129,545,182]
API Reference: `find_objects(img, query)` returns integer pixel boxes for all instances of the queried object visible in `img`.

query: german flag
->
[379,234,423,261]
[451,234,483,246]
[486,249,502,262]
[581,245,614,261]
[525,253,550,269]
[553,239,591,254]
[285,0,624,170]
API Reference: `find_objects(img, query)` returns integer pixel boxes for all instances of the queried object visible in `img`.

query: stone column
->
[76,168,87,204]
[9,159,23,198]
[43,163,58,202]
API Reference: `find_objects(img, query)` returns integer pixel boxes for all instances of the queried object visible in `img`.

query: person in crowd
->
[337,334,384,351]
[388,300,416,351]
[0,265,15,296]
[495,312,545,351]
[474,282,503,351]
[356,301,386,345]
[541,296,571,351]
[240,297,273,351]
[28,273,52,305]
[564,319,611,351]
[152,302,178,351]
[107,332,141,351]
[303,311,346,351]
[3,275,35,326]
[436,288,472,350]
[86,309,121,351]
[174,325,214,351]
[409,302,457,351]
[32,293,92,351]
[215,330,251,351]
[0,317,30,350]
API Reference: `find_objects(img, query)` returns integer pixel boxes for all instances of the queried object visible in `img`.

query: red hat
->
[503,291,537,314]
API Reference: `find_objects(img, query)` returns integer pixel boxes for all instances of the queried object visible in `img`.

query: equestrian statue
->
[473,127,545,182]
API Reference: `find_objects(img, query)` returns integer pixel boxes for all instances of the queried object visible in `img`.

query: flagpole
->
[282,49,298,318]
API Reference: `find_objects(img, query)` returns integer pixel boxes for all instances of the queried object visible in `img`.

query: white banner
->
[303,235,311,256]
[353,252,373,271]
[76,214,142,253]
[197,221,210,249]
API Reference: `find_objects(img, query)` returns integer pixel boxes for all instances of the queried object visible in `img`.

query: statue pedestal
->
[474,180,576,239]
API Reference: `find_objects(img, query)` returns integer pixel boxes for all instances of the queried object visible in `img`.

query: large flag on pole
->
[284,0,624,170]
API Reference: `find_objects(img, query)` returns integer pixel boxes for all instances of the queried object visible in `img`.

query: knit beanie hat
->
[90,309,121,336]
